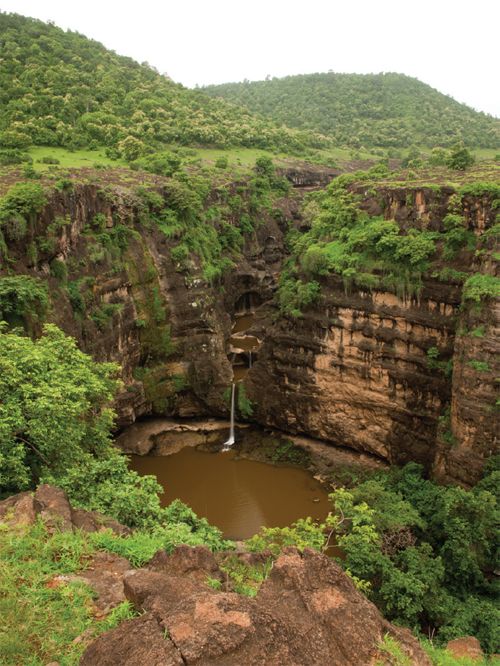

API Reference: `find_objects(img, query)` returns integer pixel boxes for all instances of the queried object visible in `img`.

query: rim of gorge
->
[2,161,496,484]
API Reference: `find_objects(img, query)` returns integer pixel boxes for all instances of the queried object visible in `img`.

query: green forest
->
[204,72,500,149]
[0,13,327,156]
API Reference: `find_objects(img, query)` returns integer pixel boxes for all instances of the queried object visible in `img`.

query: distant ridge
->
[203,72,500,149]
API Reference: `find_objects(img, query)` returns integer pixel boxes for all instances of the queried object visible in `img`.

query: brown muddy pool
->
[130,447,331,540]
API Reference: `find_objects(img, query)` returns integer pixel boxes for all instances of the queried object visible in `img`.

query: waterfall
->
[248,351,252,368]
[222,382,236,450]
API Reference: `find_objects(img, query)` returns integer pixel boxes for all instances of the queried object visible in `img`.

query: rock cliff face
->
[246,279,459,468]
[247,185,498,483]
[2,172,497,484]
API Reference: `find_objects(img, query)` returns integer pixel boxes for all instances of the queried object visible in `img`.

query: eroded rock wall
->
[2,177,497,484]
[1,179,291,426]
[244,186,498,480]
[246,280,459,468]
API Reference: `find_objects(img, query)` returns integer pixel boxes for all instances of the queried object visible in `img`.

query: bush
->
[0,325,119,495]
[0,129,31,148]
[215,156,228,169]
[130,150,182,176]
[0,275,48,331]
[277,274,321,316]
[446,145,475,170]
[462,274,500,302]
[118,135,148,161]
[0,148,32,165]
[37,155,60,164]
[49,258,68,282]
[237,384,254,418]
[0,182,46,223]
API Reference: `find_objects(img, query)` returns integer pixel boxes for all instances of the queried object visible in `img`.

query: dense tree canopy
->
[0,12,326,155]
[331,463,499,653]
[204,72,500,149]
[0,323,119,494]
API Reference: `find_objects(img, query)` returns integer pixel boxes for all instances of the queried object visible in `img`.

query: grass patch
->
[219,555,273,597]
[376,634,412,666]
[420,639,499,665]
[28,146,127,171]
[0,520,136,666]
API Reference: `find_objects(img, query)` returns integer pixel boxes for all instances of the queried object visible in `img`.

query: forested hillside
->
[204,72,500,149]
[0,13,327,155]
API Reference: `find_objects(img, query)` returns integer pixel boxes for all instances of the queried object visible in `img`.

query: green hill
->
[0,13,327,156]
[203,72,500,149]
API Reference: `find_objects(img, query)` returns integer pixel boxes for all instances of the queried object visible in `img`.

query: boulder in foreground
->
[81,546,430,665]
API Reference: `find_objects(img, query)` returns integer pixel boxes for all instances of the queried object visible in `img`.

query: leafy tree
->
[428,147,448,166]
[0,276,48,331]
[254,155,275,177]
[462,273,500,302]
[117,135,148,161]
[446,145,475,170]
[330,463,499,653]
[0,324,119,495]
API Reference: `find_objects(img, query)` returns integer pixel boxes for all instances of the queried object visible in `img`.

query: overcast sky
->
[1,0,499,117]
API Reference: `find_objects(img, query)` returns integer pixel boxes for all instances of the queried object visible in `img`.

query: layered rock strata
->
[2,174,497,483]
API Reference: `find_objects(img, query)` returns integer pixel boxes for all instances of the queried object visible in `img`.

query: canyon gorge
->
[2,165,497,487]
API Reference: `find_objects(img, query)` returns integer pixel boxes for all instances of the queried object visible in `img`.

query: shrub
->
[118,135,148,161]
[446,145,475,170]
[0,148,32,165]
[215,156,229,169]
[277,275,321,317]
[468,360,490,372]
[237,384,254,418]
[37,155,60,164]
[0,275,48,331]
[462,274,500,302]
[0,324,119,496]
[49,258,68,282]
[0,182,46,226]
[331,463,499,653]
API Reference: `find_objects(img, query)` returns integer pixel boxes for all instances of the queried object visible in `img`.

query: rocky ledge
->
[0,483,129,536]
[81,547,430,666]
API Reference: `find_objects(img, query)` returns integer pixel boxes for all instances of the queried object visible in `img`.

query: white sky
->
[1,0,499,117]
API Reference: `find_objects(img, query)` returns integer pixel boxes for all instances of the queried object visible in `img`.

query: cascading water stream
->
[222,382,236,450]
[224,299,261,450]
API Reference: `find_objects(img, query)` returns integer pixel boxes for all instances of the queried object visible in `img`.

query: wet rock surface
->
[81,546,431,666]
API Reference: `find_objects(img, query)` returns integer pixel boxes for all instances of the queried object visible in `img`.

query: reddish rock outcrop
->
[68,551,132,612]
[0,484,129,535]
[81,613,184,666]
[446,636,484,661]
[81,546,431,666]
